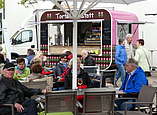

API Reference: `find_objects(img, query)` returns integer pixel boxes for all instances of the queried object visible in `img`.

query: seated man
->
[115,58,148,111]
[81,49,96,66]
[0,63,47,115]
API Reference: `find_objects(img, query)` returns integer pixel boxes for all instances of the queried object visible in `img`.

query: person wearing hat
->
[115,38,127,85]
[0,62,47,115]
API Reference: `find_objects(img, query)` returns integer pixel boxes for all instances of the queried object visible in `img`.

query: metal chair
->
[81,88,115,115]
[0,104,14,115]
[45,90,77,115]
[82,66,100,75]
[100,69,116,87]
[115,85,157,115]
[82,66,102,88]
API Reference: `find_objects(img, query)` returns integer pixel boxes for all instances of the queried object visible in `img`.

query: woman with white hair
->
[125,34,134,59]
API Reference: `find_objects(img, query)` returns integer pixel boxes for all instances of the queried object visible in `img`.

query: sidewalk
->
[148,71,157,87]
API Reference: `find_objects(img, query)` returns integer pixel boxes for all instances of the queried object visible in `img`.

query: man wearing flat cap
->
[0,63,47,115]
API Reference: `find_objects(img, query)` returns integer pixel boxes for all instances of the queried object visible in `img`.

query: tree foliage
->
[0,0,4,9]
[19,0,30,5]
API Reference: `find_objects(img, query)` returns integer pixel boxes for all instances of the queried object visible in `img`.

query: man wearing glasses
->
[115,58,148,110]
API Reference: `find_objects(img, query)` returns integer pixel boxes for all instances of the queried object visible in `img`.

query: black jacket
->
[83,55,96,66]
[64,68,91,89]
[0,75,42,105]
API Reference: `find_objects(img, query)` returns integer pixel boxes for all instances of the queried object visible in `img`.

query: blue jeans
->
[114,99,136,111]
[116,64,125,83]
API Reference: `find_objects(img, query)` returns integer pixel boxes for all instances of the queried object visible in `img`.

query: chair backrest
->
[100,69,116,87]
[45,90,77,114]
[0,104,14,115]
[82,66,100,75]
[137,85,156,106]
[22,81,47,89]
[83,88,115,114]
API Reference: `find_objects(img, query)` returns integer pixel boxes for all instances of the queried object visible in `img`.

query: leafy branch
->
[19,0,30,5]
[0,0,4,9]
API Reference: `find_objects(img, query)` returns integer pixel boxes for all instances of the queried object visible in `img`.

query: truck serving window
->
[12,30,33,45]
[48,21,102,46]
[47,21,103,55]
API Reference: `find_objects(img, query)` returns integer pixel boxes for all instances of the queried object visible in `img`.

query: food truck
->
[10,9,138,69]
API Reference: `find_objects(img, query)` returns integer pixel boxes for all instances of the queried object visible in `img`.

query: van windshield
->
[11,31,19,39]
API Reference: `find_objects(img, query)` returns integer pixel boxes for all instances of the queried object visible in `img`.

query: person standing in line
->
[115,39,127,84]
[125,34,135,59]
[25,49,35,67]
[134,39,151,76]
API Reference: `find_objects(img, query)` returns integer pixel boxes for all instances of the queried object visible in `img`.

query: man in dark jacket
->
[81,50,95,66]
[63,59,92,89]
[0,63,46,115]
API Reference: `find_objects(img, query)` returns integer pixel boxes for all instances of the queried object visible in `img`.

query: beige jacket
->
[134,46,150,72]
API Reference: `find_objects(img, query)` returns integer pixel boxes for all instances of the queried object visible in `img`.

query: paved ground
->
[148,71,157,86]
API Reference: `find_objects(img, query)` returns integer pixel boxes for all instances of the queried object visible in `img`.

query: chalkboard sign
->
[41,24,48,44]
[102,20,111,45]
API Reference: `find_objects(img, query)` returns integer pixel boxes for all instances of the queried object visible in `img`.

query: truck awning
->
[117,20,154,24]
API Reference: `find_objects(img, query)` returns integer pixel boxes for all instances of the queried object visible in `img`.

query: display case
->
[84,22,102,46]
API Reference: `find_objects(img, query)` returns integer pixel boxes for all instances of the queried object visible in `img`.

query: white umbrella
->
[48,0,147,89]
